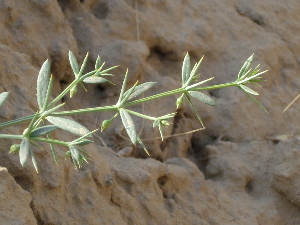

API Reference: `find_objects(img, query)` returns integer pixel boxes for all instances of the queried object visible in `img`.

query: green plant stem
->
[123,87,186,108]
[0,81,238,130]
[30,137,70,146]
[0,134,23,139]
[52,105,118,116]
[0,134,69,146]
[124,82,237,107]
[0,115,35,129]
[124,109,157,120]
[188,82,237,91]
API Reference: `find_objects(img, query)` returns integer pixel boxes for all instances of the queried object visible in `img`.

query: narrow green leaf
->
[120,81,139,106]
[77,147,90,159]
[186,77,214,90]
[96,63,118,76]
[41,103,65,118]
[0,92,9,108]
[79,83,87,93]
[37,60,51,110]
[238,54,253,79]
[95,55,101,70]
[117,69,129,105]
[137,136,150,156]
[83,77,113,84]
[185,94,204,127]
[19,137,30,166]
[158,123,164,140]
[23,112,40,137]
[182,53,191,85]
[237,70,268,84]
[69,51,79,77]
[158,113,176,120]
[125,82,156,101]
[94,62,105,76]
[239,84,259,95]
[30,141,44,151]
[78,52,89,78]
[30,125,58,137]
[47,133,58,166]
[188,91,216,106]
[119,109,137,144]
[122,81,140,102]
[185,56,204,86]
[74,139,93,146]
[239,65,260,82]
[70,129,98,146]
[46,116,90,136]
[242,90,269,114]
[69,146,80,161]
[42,76,53,112]
[29,149,39,173]
[153,120,160,128]
[69,146,89,169]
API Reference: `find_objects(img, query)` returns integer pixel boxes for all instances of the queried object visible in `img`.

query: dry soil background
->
[1,0,300,224]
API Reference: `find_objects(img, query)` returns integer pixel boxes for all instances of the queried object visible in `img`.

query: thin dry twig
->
[142,127,205,141]
[135,0,140,42]
[282,93,300,114]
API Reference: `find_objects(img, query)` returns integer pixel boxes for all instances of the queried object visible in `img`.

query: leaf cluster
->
[0,51,268,172]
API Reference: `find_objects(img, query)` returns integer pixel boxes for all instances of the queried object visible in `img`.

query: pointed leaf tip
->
[125,82,156,102]
[239,84,259,95]
[119,109,137,144]
[46,116,90,136]
[19,138,30,166]
[182,53,191,84]
[237,54,254,80]
[69,51,79,77]
[0,92,9,108]
[189,91,216,106]
[37,60,51,110]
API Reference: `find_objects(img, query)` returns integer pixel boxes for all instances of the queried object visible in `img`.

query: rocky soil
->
[1,0,300,224]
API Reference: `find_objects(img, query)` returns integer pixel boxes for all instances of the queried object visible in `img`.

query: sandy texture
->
[1,0,300,224]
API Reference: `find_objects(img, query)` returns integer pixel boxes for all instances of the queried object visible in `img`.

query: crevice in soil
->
[157,175,169,198]
[236,5,266,26]
[209,89,221,98]
[115,175,133,196]
[149,45,177,62]
[92,2,110,20]
[245,179,253,195]
[59,79,68,103]
[13,174,34,192]
[190,134,219,175]
[110,195,122,208]
[30,201,45,225]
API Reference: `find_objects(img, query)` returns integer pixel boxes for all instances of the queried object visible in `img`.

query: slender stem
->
[48,70,97,108]
[189,82,237,91]
[0,134,23,139]
[124,87,185,108]
[0,81,238,130]
[124,82,237,107]
[51,105,118,116]
[125,109,157,120]
[0,115,37,129]
[30,137,70,146]
[0,134,69,146]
